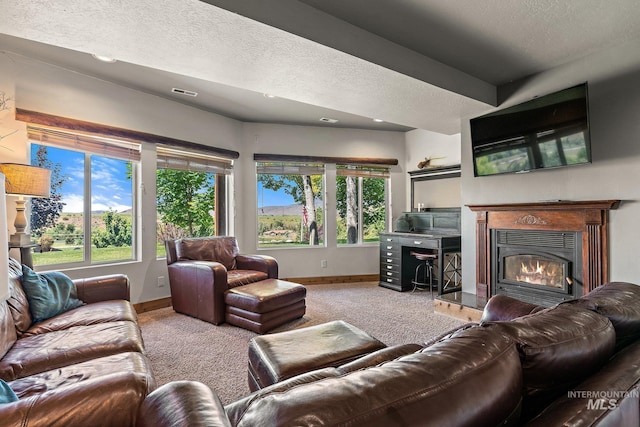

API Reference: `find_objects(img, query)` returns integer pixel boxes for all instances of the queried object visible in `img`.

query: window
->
[336,165,389,245]
[256,161,324,248]
[28,126,140,267]
[156,147,231,257]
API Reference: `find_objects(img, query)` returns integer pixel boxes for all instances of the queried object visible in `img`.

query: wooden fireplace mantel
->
[467,200,621,300]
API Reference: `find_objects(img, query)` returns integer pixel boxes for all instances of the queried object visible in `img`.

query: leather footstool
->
[247,320,386,391]
[224,279,306,334]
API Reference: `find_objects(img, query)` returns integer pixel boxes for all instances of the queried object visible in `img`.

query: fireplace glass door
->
[502,253,569,293]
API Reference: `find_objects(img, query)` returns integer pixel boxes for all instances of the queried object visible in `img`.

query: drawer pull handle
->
[387,246,393,250]
[387,265,393,269]
[386,238,392,242]
[386,252,392,256]
[414,241,422,245]
[387,272,393,276]
[387,258,392,263]
[387,278,392,283]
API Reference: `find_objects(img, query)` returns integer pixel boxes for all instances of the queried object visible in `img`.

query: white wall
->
[237,123,405,278]
[460,39,640,293]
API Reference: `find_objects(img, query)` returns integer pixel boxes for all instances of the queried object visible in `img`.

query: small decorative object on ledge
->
[417,156,445,169]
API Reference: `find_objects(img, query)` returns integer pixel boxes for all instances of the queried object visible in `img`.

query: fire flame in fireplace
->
[515,258,562,288]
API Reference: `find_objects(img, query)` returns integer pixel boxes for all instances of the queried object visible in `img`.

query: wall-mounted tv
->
[470,83,591,177]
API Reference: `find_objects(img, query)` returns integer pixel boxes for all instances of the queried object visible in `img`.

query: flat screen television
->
[470,83,591,177]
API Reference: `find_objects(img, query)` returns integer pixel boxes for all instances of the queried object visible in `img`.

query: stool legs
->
[411,259,434,298]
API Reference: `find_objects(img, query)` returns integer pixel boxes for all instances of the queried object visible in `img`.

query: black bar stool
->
[410,251,437,298]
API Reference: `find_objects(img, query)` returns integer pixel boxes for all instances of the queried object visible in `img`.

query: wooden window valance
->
[157,146,233,175]
[253,153,398,166]
[16,109,239,160]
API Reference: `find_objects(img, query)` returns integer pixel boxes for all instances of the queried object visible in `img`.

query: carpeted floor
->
[138,281,464,405]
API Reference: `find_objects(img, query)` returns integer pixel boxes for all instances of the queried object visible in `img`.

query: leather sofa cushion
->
[563,281,640,350]
[526,339,640,426]
[481,294,545,322]
[487,304,616,421]
[231,326,522,427]
[8,351,155,399]
[0,320,145,381]
[176,236,239,270]
[1,354,155,427]
[0,302,17,360]
[24,300,138,336]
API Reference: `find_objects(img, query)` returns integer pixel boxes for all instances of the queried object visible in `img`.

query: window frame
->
[155,146,232,258]
[28,135,140,269]
[336,164,390,247]
[256,160,326,249]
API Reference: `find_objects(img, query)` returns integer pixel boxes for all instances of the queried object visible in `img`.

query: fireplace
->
[468,200,619,307]
[492,229,582,306]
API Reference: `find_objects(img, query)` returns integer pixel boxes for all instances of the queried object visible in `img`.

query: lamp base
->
[9,232,33,246]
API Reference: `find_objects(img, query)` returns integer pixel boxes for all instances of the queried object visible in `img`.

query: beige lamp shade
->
[0,163,51,198]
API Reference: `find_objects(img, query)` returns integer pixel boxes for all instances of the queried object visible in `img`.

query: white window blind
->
[256,161,325,175]
[27,125,141,161]
[157,146,233,175]
[336,164,390,178]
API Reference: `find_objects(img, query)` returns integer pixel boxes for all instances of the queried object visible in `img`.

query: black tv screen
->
[470,83,591,177]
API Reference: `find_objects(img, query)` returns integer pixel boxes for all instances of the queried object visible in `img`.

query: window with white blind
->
[256,161,325,248]
[156,146,232,256]
[28,125,140,267]
[336,164,389,245]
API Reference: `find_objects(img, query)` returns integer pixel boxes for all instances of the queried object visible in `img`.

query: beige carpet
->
[138,282,464,405]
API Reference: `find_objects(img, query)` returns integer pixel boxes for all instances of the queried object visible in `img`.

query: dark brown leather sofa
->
[0,258,156,426]
[165,236,278,325]
[139,281,640,427]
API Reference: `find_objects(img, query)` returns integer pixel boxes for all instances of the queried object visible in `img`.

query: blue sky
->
[257,182,295,208]
[32,144,133,213]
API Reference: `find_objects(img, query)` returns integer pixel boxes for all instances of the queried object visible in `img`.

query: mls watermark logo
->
[568,390,640,410]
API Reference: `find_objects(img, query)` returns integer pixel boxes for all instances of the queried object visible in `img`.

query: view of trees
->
[30,146,66,238]
[336,176,386,244]
[258,173,323,246]
[156,169,216,242]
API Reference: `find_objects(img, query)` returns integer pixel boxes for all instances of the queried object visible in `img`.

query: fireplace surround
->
[468,200,620,306]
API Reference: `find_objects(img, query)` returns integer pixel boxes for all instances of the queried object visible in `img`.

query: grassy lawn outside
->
[32,245,134,266]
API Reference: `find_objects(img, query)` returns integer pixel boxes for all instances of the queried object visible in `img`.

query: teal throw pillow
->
[21,265,84,323]
[0,379,18,404]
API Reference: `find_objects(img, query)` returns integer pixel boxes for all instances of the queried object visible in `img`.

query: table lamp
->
[0,163,51,246]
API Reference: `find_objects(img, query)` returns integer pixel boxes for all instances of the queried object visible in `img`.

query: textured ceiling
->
[1,0,639,134]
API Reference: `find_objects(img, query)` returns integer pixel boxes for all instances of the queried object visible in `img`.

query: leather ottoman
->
[224,279,306,334]
[247,320,386,391]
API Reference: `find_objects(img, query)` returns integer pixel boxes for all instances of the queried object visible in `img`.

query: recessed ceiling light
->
[91,53,117,63]
[319,117,339,123]
[373,118,384,123]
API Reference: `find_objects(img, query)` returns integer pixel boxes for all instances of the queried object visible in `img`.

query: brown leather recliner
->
[165,236,278,325]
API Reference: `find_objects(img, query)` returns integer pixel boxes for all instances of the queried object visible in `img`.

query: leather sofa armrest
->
[168,261,229,325]
[480,294,545,323]
[236,254,278,278]
[337,343,424,374]
[73,274,130,303]
[137,381,232,427]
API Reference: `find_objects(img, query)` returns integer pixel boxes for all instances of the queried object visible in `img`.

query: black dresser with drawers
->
[379,209,461,294]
